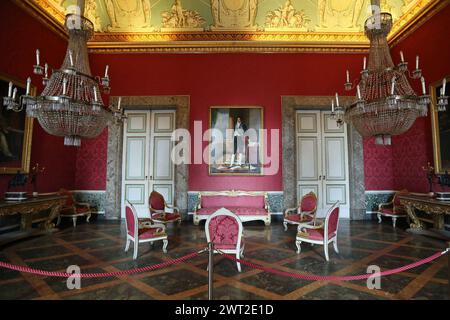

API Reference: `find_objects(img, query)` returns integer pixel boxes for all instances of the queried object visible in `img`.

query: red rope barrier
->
[220,249,449,282]
[0,251,200,278]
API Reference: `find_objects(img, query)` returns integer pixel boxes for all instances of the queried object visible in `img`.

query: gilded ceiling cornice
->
[12,0,449,54]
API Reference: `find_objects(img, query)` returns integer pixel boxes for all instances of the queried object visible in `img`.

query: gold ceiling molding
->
[12,0,449,53]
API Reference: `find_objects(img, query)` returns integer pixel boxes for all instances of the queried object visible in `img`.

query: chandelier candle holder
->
[2,9,125,147]
[334,6,448,146]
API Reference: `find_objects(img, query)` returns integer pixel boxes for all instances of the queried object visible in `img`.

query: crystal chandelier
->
[332,5,448,146]
[2,8,125,146]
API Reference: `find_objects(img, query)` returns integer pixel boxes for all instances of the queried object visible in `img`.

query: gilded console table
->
[399,195,450,240]
[0,195,66,246]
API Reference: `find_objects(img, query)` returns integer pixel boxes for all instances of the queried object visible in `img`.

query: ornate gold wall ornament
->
[265,0,311,31]
[161,0,205,31]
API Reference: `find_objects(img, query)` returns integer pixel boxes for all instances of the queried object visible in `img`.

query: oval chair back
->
[149,191,165,213]
[205,208,243,252]
[300,192,317,213]
[324,201,340,243]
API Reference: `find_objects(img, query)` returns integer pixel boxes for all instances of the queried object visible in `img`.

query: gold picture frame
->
[0,72,34,174]
[430,75,450,174]
[209,106,264,176]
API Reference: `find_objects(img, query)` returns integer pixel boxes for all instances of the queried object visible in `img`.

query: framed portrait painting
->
[208,106,264,176]
[430,76,450,174]
[0,72,34,174]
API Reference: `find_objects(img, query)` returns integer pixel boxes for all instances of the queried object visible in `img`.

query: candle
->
[331,99,335,112]
[346,70,350,83]
[421,77,426,95]
[36,49,40,66]
[363,57,367,70]
[335,93,340,107]
[69,50,74,67]
[104,65,109,78]
[44,63,48,77]
[26,77,31,95]
[93,86,98,102]
[391,76,396,95]
[8,81,13,98]
[443,78,447,96]
[400,51,404,63]
[416,55,419,70]
[12,88,17,100]
[63,78,67,95]
[357,84,362,100]
[118,96,122,110]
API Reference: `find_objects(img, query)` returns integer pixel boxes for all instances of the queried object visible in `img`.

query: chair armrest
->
[151,223,166,233]
[298,222,324,231]
[284,207,298,216]
[299,210,315,218]
[150,207,166,215]
[378,201,393,211]
[76,202,91,208]
[165,204,179,213]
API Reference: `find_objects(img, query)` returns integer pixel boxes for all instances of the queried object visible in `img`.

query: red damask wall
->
[391,4,450,193]
[84,52,367,191]
[0,1,77,194]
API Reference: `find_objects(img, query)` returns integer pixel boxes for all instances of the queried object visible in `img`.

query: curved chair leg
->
[236,253,242,272]
[324,243,330,261]
[125,239,130,252]
[377,213,382,224]
[392,217,397,228]
[162,239,168,253]
[333,239,339,254]
[86,213,91,223]
[72,217,77,228]
[296,240,302,254]
[133,241,138,260]
[283,221,288,231]
[240,245,245,258]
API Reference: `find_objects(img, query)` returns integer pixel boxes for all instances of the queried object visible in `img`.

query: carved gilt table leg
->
[433,214,445,230]
[405,203,424,230]
[20,211,33,231]
[44,203,62,231]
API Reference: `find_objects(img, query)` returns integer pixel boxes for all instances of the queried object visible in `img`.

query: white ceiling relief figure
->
[161,0,206,31]
[316,0,366,31]
[265,0,311,30]
[210,0,258,30]
[104,0,153,31]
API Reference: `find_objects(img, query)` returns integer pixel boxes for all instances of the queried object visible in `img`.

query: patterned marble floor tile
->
[239,272,313,296]
[16,245,71,260]
[73,238,120,250]
[300,283,383,300]
[66,283,153,300]
[27,255,91,271]
[389,246,441,259]
[140,269,208,295]
[243,248,296,264]
[412,282,450,300]
[0,280,40,300]
[283,256,347,276]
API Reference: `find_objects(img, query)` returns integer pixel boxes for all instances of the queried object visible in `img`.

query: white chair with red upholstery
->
[205,208,245,272]
[283,192,318,231]
[377,189,409,228]
[295,201,340,262]
[125,201,168,260]
[149,191,182,226]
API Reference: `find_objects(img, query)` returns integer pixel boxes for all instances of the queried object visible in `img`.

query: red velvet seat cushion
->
[285,214,313,223]
[214,239,244,250]
[138,227,166,240]
[380,208,406,216]
[198,207,267,216]
[297,229,336,241]
[152,213,181,221]
[201,195,265,209]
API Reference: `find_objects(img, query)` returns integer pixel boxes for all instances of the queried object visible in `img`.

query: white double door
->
[296,110,350,218]
[121,110,176,218]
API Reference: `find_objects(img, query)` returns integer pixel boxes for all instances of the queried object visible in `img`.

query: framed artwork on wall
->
[0,72,34,174]
[430,76,450,174]
[208,106,264,176]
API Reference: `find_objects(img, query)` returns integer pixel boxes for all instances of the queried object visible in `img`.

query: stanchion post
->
[447,242,450,298]
[208,242,214,301]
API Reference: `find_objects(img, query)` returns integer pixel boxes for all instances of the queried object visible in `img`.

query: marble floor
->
[0,217,449,300]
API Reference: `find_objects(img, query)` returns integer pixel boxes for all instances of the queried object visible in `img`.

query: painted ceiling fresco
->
[24,0,442,51]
